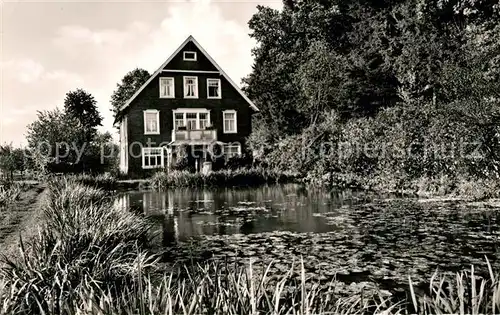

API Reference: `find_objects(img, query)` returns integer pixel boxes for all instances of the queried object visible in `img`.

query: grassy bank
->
[0,178,153,314]
[150,167,298,189]
[66,173,118,190]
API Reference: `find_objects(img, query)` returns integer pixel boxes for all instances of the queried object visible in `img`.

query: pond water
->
[115,184,500,292]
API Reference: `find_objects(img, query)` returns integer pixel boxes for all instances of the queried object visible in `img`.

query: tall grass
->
[65,173,118,191]
[0,183,22,209]
[150,167,297,189]
[0,178,154,314]
[64,258,403,315]
[409,257,500,314]
[1,257,400,315]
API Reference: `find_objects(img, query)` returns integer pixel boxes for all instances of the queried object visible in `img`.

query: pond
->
[115,184,500,293]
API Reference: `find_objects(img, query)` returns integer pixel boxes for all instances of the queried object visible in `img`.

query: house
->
[114,35,259,178]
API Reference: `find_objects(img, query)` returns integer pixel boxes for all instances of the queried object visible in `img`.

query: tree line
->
[243,0,500,188]
[0,69,151,179]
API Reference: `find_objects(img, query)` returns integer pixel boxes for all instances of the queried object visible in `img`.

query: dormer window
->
[183,51,197,61]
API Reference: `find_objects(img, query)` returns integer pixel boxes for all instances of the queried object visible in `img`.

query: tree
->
[25,109,81,174]
[83,131,119,174]
[295,42,349,124]
[110,68,150,122]
[63,89,103,172]
[0,144,17,180]
[64,89,102,142]
[245,0,500,183]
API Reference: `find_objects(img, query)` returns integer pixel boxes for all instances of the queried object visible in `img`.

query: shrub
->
[255,100,500,195]
[225,153,253,170]
[171,156,195,172]
[149,168,297,189]
[66,173,117,190]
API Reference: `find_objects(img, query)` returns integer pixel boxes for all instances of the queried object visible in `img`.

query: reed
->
[0,258,401,315]
[65,173,118,190]
[409,257,500,314]
[150,167,296,189]
[0,178,154,314]
[0,183,22,209]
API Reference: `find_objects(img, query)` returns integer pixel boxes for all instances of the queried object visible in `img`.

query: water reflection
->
[114,184,365,244]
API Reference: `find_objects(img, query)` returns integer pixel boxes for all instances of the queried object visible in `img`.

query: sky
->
[0,0,283,147]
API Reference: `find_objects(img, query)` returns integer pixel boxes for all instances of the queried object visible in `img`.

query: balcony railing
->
[172,129,217,142]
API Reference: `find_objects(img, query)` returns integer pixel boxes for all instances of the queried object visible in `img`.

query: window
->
[144,110,160,135]
[223,110,237,133]
[199,112,208,129]
[159,77,174,98]
[183,76,198,98]
[183,51,197,61]
[172,109,211,130]
[142,147,164,169]
[224,143,241,159]
[207,79,221,99]
[186,113,197,130]
[174,113,184,129]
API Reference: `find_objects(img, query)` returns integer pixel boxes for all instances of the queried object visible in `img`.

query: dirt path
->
[0,183,46,253]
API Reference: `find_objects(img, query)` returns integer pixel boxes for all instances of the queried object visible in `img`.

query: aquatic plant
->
[64,173,118,190]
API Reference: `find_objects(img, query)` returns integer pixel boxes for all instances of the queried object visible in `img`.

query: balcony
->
[172,129,217,142]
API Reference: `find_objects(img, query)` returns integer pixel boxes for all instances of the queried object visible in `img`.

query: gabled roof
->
[115,35,259,122]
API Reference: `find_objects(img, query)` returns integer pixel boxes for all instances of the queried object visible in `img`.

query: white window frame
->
[159,77,175,98]
[207,78,221,99]
[183,51,197,61]
[142,147,164,169]
[172,108,211,130]
[143,110,160,135]
[174,112,185,129]
[183,76,198,99]
[222,110,237,134]
[223,143,241,159]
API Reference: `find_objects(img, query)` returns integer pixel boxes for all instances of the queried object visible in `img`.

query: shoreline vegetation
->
[1,178,500,314]
[56,170,500,201]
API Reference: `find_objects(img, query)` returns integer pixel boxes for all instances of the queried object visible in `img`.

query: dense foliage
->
[245,0,500,191]
[110,68,151,123]
[26,89,116,175]
[150,167,296,189]
[0,144,28,180]
[63,89,103,143]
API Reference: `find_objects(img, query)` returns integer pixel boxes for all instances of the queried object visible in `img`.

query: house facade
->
[115,36,259,178]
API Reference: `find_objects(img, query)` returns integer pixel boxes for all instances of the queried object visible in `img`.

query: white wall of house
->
[119,116,129,175]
